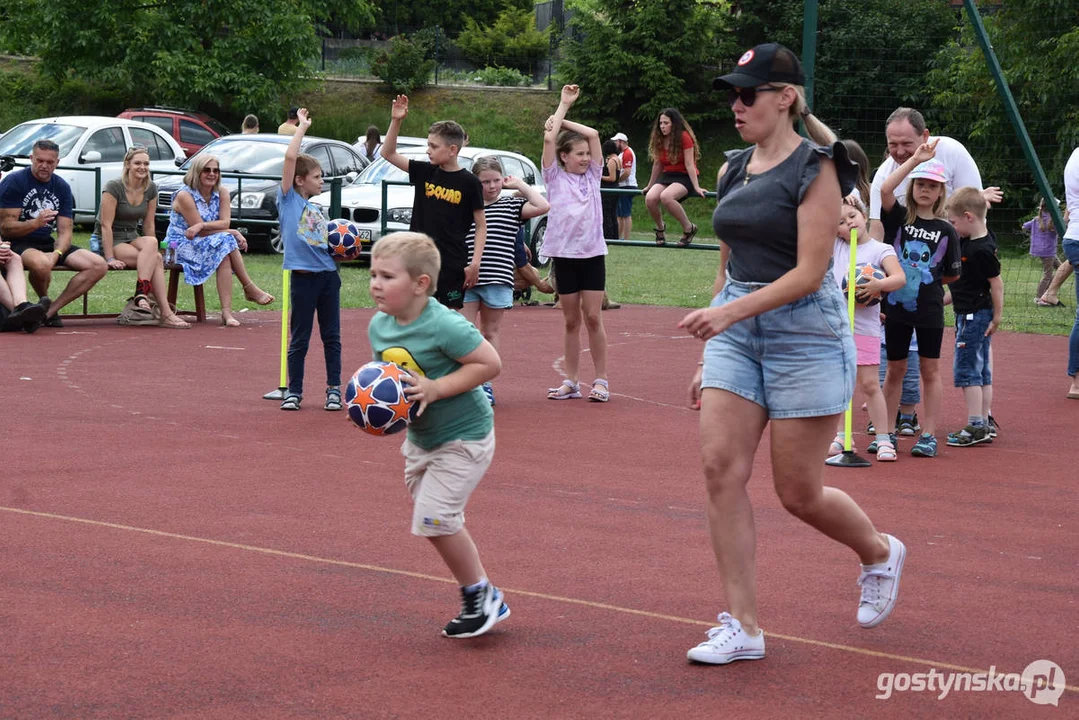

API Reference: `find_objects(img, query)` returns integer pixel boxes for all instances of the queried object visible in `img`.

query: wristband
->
[107,256,115,262]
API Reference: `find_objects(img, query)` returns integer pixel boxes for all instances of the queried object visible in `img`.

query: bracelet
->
[106,256,115,262]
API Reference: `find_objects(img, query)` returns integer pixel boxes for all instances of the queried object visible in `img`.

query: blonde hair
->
[294,153,321,185]
[945,186,987,220]
[121,147,151,192]
[372,232,440,295]
[183,153,222,192]
[774,84,838,146]
[904,178,948,225]
[471,155,503,176]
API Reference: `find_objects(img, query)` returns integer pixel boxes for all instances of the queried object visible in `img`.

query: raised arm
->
[559,118,602,166]
[281,108,312,194]
[880,139,938,212]
[503,175,549,219]
[381,96,411,172]
[542,84,580,169]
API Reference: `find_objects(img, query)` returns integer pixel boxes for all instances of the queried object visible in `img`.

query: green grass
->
[64,230,1075,336]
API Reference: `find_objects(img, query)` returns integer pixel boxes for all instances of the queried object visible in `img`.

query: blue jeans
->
[879,345,920,405]
[953,307,993,387]
[1065,239,1079,377]
[701,276,855,418]
[287,270,342,396]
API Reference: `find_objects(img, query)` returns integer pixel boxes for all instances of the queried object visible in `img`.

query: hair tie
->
[800,107,811,118]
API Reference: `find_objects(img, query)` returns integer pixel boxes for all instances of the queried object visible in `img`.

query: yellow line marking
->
[3,505,1075,693]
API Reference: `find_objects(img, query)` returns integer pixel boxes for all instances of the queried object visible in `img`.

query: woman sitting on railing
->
[164,154,274,327]
[96,147,189,328]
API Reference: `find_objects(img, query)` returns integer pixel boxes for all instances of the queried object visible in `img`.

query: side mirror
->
[174,156,185,167]
[524,173,536,185]
[345,171,358,184]
[79,150,102,164]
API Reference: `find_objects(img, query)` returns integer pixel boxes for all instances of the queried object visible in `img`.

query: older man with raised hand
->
[868,107,1002,241]
[0,139,106,328]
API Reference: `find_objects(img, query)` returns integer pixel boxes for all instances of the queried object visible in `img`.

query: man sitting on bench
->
[0,139,107,328]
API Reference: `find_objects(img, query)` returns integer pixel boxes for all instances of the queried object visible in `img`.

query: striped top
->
[466,195,526,287]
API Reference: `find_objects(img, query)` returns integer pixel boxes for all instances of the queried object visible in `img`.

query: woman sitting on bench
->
[164,153,273,327]
[96,147,190,328]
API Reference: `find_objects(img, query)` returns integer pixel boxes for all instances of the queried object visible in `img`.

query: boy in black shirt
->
[381,96,486,309]
[943,187,1003,447]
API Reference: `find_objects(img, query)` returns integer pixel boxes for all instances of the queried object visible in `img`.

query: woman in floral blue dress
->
[165,153,274,326]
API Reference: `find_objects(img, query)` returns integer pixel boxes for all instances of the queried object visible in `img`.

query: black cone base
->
[825,450,873,468]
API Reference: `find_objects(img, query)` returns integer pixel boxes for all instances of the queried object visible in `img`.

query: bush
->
[371,34,436,94]
[455,8,548,74]
[473,66,531,87]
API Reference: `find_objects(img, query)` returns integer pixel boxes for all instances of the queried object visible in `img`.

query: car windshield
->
[0,123,86,158]
[357,154,474,184]
[205,118,232,137]
[182,140,286,176]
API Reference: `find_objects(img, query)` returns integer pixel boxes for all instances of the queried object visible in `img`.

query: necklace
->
[743,171,752,187]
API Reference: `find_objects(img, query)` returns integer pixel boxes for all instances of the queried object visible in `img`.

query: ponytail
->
[780,84,837,146]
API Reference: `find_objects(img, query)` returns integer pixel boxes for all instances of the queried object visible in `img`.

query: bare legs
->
[113,237,189,327]
[21,248,107,317]
[700,388,890,635]
[428,531,486,587]
[558,290,607,386]
[645,183,692,234]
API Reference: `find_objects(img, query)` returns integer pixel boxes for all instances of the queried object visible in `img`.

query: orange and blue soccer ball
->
[842,263,886,307]
[345,361,418,436]
[327,218,362,261]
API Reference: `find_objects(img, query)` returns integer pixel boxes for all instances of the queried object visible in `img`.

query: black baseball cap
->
[712,43,806,90]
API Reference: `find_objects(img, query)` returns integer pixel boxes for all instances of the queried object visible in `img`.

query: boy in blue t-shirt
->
[366,231,506,639]
[278,108,342,412]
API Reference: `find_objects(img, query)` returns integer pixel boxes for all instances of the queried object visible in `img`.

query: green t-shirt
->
[367,297,493,449]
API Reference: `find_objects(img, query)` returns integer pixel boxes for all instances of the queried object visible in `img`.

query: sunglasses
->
[726,86,782,107]
[202,167,220,174]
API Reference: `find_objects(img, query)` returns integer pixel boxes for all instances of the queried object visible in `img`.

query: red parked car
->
[118,107,231,155]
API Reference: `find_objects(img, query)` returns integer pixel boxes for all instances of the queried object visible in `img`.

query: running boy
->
[380,96,486,310]
[277,108,343,412]
[879,140,962,458]
[943,186,1003,446]
[368,232,507,638]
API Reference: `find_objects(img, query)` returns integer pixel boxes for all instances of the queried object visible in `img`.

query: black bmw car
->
[154,134,369,252]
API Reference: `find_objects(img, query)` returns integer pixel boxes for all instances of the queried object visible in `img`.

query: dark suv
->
[118,107,230,155]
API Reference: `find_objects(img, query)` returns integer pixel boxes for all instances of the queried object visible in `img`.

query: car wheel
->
[529,219,549,269]
[269,226,284,254]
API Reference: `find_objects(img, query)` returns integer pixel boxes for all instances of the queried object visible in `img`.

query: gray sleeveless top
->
[713,139,856,284]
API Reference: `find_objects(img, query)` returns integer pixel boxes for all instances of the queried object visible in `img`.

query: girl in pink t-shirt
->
[830,196,905,460]
[541,84,610,402]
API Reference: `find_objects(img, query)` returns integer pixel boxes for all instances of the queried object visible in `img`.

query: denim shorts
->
[953,307,993,387]
[616,193,634,217]
[464,283,513,309]
[701,277,855,419]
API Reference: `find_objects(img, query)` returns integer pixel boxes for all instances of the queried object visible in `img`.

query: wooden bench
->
[54,263,206,323]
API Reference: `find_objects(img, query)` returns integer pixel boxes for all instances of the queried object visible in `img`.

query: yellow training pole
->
[263,268,291,400]
[826,227,872,467]
[843,228,858,451]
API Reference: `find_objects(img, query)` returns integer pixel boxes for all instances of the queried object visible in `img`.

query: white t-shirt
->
[1064,147,1079,241]
[869,136,983,220]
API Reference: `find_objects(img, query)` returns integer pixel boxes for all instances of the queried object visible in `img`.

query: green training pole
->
[799,0,819,138]
[962,0,1066,236]
[262,268,291,400]
[826,228,872,468]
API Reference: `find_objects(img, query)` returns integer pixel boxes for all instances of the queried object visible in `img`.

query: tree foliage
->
[927,0,1079,205]
[371,0,532,38]
[0,0,376,119]
[455,7,549,73]
[556,0,736,133]
[372,32,437,94]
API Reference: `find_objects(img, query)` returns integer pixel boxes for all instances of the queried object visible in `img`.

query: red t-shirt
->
[658,131,696,174]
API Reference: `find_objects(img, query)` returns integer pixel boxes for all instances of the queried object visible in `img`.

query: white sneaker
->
[686,612,765,664]
[857,534,906,628]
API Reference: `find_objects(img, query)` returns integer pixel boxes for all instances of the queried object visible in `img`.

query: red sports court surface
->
[2,304,1075,718]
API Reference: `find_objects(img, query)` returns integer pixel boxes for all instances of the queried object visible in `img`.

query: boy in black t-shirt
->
[381,95,486,309]
[943,187,1003,447]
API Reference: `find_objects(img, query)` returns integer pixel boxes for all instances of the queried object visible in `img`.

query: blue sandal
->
[280,394,301,411]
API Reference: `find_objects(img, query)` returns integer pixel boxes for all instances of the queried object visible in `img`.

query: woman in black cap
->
[679,43,905,665]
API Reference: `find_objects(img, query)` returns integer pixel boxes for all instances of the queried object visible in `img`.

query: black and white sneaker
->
[442,584,505,639]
